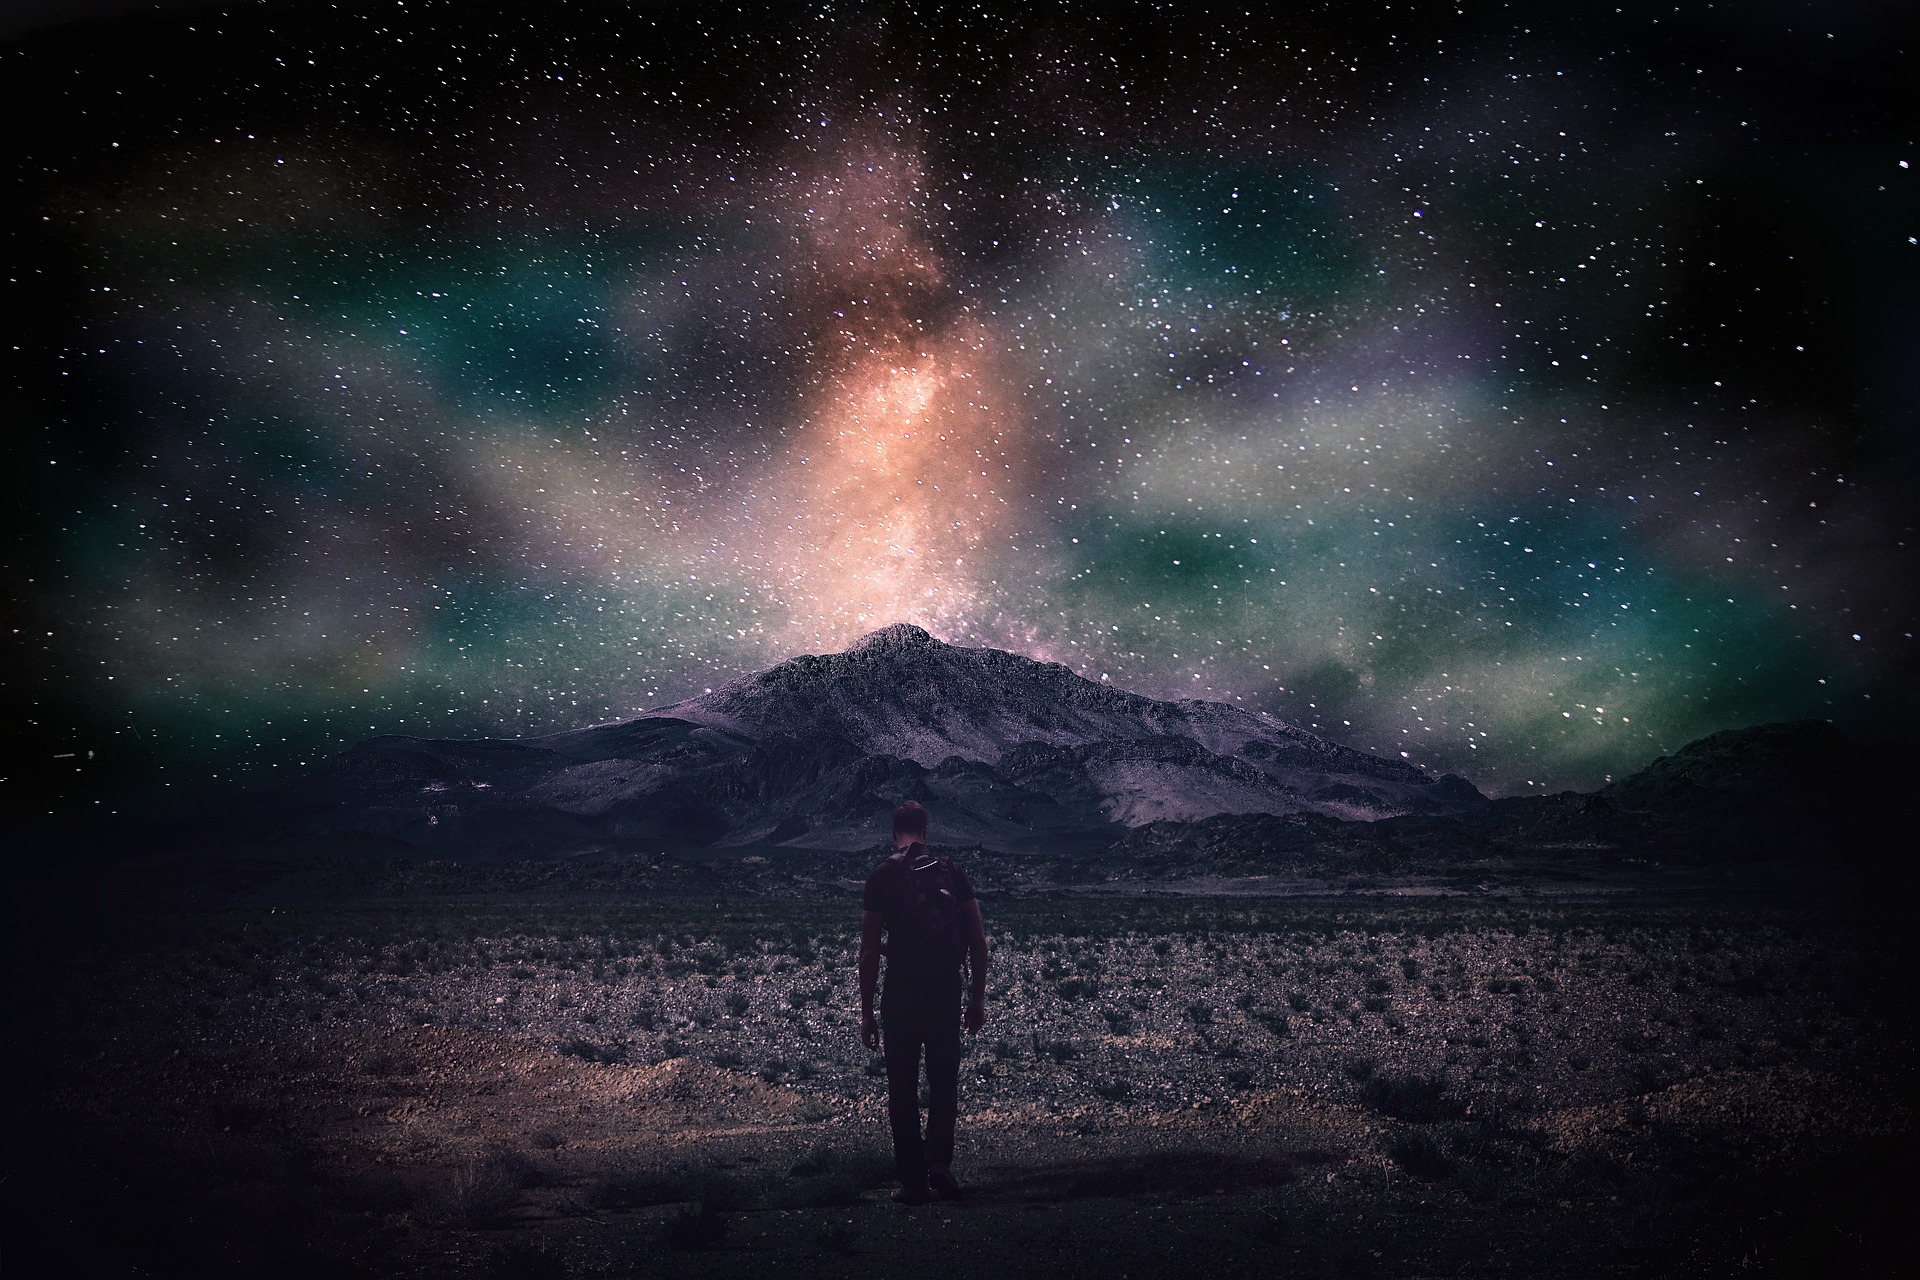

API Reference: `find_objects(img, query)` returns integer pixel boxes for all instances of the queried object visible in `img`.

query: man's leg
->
[882,1009,928,1192]
[923,1001,962,1174]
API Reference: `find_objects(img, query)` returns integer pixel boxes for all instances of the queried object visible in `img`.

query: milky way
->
[8,1,1915,821]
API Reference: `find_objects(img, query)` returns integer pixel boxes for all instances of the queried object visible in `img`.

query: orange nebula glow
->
[744,131,1037,651]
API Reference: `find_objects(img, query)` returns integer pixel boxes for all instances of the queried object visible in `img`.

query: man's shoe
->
[927,1167,963,1200]
[890,1185,932,1206]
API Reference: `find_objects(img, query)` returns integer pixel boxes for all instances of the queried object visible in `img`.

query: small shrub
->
[776,1144,889,1208]
[417,1151,525,1228]
[1399,957,1421,981]
[1250,1010,1290,1038]
[726,991,750,1017]
[1094,1078,1134,1103]
[1627,1060,1670,1093]
[1100,1007,1134,1035]
[1544,1147,1629,1200]
[1386,1129,1454,1179]
[586,1167,678,1211]
[788,1144,832,1177]
[1359,1073,1464,1124]
[1617,1030,1657,1054]
[560,1038,624,1064]
[664,1206,730,1250]
[589,1164,752,1214]
[362,1049,414,1078]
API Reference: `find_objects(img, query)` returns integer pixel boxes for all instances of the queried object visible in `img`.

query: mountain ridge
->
[189,623,1486,857]
[168,627,1879,875]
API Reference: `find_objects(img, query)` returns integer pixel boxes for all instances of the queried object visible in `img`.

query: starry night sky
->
[6,0,1915,825]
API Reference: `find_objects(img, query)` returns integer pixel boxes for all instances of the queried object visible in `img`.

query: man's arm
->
[962,899,989,1035]
[858,909,884,1051]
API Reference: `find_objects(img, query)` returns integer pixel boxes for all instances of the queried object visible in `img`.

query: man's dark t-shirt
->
[863,851,976,1009]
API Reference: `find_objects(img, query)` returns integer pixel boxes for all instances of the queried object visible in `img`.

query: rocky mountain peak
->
[217,628,1492,858]
[846,622,941,653]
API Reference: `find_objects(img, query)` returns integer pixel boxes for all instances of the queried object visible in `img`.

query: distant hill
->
[1098,720,1894,883]
[181,623,1486,858]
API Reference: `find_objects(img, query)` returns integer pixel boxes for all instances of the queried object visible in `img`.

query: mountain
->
[1093,720,1896,884]
[1597,719,1853,815]
[193,624,1487,857]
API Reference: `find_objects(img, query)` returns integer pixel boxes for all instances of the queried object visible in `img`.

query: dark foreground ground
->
[9,857,1915,1278]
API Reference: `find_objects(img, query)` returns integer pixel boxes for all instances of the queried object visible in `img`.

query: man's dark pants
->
[881,985,960,1189]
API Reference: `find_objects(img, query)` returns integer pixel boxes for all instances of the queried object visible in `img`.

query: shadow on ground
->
[972,1150,1342,1204]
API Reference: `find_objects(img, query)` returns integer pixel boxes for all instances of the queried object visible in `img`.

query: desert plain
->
[14,849,1912,1279]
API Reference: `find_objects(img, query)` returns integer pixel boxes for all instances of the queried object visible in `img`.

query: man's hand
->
[860,1010,880,1052]
[964,999,985,1036]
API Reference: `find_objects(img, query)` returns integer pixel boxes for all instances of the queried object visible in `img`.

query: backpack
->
[889,844,966,972]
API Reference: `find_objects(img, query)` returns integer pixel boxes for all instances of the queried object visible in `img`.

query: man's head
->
[892,799,928,846]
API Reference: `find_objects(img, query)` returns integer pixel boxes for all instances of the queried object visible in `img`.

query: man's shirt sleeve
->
[862,861,894,914]
[950,861,976,905]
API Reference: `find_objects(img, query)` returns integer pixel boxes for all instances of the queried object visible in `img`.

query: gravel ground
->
[19,885,1915,1278]
[116,897,1906,1121]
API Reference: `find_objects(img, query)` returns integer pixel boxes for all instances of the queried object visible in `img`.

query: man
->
[859,800,989,1204]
